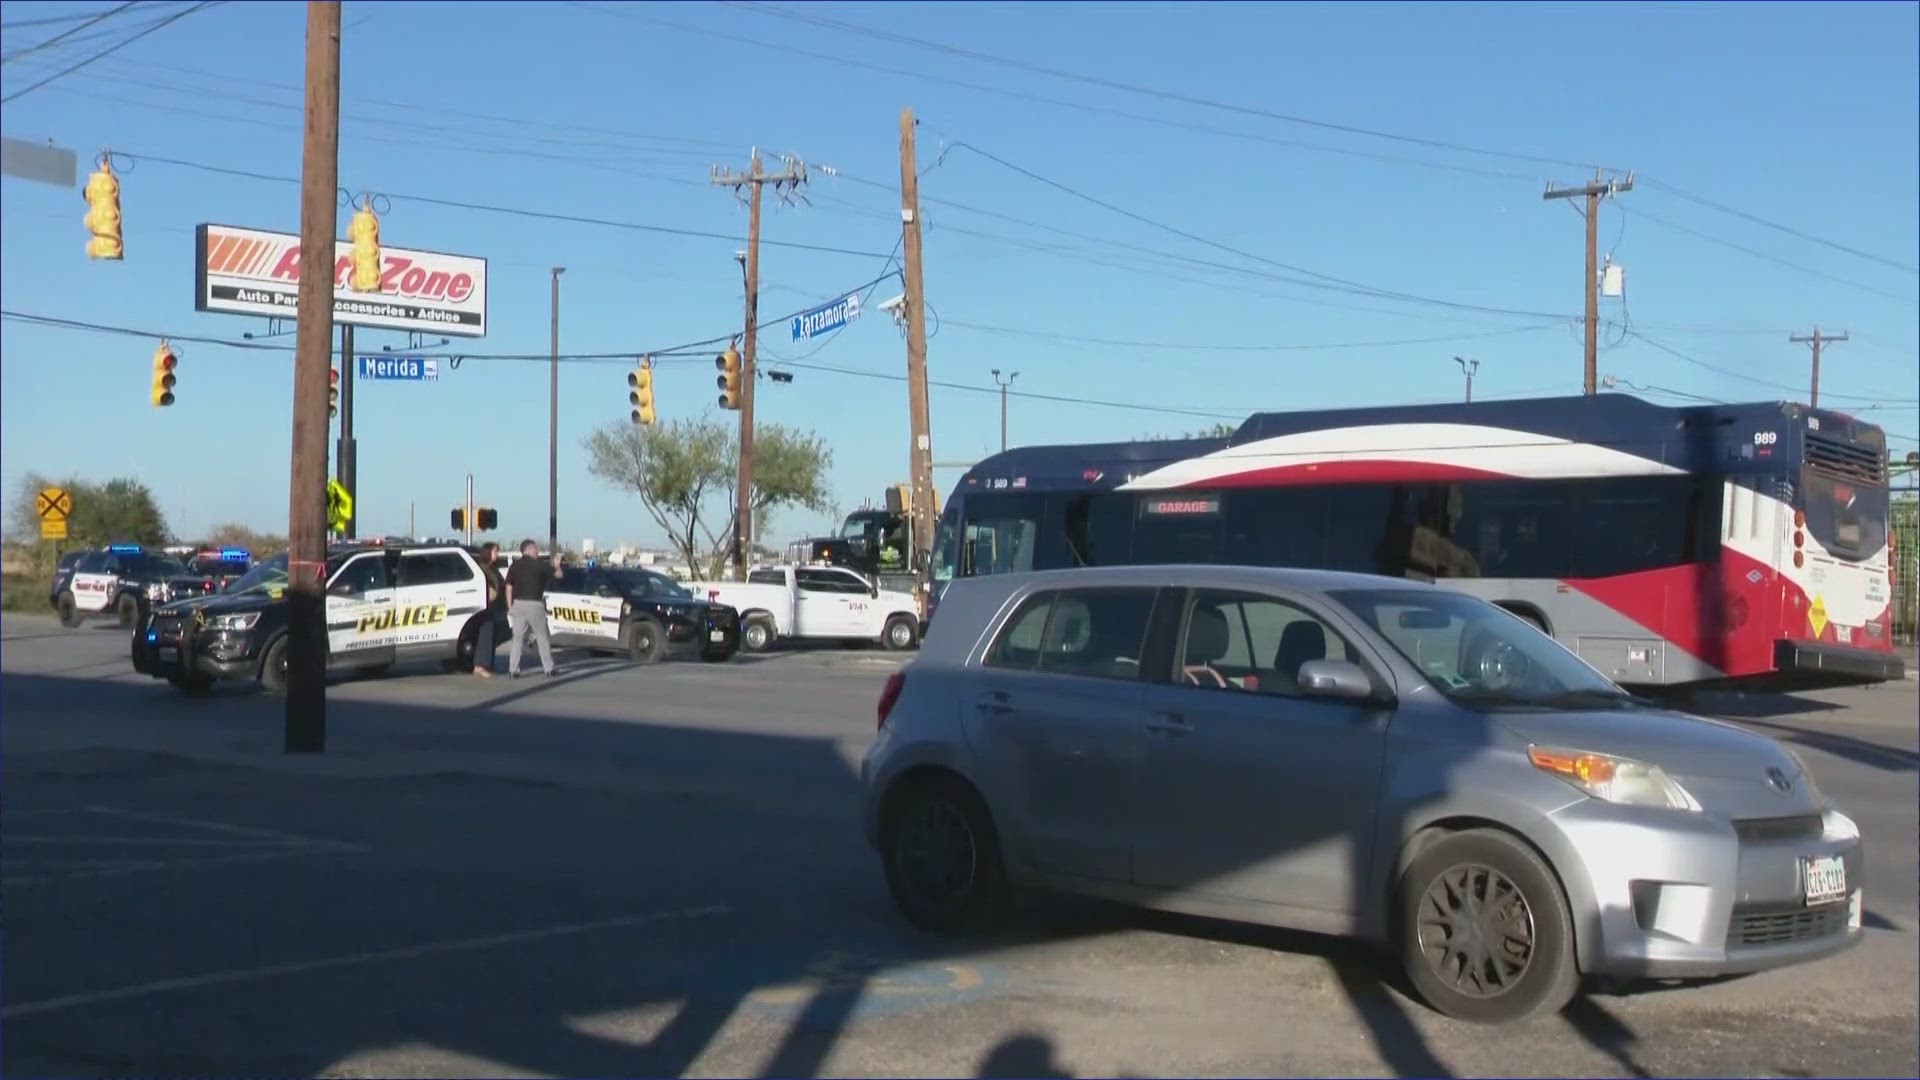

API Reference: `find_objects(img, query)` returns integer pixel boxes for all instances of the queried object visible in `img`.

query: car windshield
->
[222,553,347,598]
[1327,587,1636,711]
[124,554,189,576]
[611,570,691,598]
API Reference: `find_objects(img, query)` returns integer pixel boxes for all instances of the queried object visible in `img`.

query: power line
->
[0,0,219,104]
[725,1,1611,174]
[936,320,1557,353]
[1644,178,1919,276]
[1625,206,1916,305]
[97,150,894,259]
[0,1,172,30]
[0,0,145,63]
[1626,330,1912,405]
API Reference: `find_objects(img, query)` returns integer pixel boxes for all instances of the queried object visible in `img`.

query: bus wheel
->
[1500,605,1549,635]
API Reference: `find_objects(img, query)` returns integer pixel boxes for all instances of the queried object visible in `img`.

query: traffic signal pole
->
[285,0,341,755]
[336,323,356,540]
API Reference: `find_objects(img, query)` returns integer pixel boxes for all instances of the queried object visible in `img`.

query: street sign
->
[791,292,863,343]
[356,356,440,381]
[36,487,72,522]
[41,518,68,540]
[1,138,77,188]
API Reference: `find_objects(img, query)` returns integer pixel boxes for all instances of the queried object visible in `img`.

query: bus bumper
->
[1774,639,1906,683]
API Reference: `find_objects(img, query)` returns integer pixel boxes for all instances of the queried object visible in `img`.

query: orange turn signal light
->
[1529,746,1617,785]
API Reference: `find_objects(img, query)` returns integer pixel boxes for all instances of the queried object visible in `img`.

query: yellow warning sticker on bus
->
[1808,594,1829,639]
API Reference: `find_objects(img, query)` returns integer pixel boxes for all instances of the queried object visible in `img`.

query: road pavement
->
[2,613,1915,1078]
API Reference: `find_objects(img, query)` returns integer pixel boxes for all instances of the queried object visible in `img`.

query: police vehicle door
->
[69,551,118,612]
[546,567,624,648]
[325,552,398,665]
[393,550,483,658]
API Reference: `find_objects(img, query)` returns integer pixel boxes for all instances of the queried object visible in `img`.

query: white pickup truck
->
[700,564,921,653]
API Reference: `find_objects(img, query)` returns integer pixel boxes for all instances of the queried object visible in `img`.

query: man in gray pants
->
[504,538,565,678]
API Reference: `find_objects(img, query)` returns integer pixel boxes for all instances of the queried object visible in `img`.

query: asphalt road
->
[2,613,1915,1078]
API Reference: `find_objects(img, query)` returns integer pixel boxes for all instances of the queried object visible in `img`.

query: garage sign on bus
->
[193,223,489,338]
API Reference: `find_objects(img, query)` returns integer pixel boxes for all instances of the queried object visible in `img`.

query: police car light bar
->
[219,547,250,560]
[108,543,143,554]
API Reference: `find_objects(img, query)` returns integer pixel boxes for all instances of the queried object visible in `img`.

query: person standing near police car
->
[504,539,564,678]
[471,542,505,679]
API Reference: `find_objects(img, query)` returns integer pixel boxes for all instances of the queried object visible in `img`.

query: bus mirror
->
[962,539,978,577]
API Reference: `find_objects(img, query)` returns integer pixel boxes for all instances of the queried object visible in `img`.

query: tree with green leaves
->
[1140,422,1237,441]
[583,416,834,577]
[7,472,170,554]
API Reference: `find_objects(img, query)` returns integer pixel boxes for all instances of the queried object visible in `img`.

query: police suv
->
[131,542,497,693]
[543,563,740,662]
[52,543,219,629]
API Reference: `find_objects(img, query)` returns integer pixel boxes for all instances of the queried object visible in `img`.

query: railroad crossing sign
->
[36,486,71,540]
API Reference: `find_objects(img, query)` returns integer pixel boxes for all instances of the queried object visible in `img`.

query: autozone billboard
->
[193,223,488,338]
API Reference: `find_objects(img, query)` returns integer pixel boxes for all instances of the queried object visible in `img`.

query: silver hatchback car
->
[862,565,1865,1024]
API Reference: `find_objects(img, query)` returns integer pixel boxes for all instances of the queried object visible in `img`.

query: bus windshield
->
[1802,469,1888,561]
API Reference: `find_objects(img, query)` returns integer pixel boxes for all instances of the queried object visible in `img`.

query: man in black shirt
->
[504,538,564,678]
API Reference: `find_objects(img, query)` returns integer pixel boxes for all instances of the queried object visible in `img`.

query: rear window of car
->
[747,569,788,586]
[984,587,1158,681]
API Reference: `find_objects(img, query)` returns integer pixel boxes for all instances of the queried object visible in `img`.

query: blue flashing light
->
[219,547,250,560]
[109,543,144,554]
[146,631,157,642]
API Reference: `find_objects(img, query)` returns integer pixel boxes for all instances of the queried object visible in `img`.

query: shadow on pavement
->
[0,663,1665,1078]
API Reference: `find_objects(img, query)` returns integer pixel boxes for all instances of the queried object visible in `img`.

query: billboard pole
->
[336,323,356,540]
[285,0,341,755]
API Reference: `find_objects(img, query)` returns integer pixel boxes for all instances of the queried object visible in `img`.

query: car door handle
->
[1144,711,1191,736]
[974,692,1013,717]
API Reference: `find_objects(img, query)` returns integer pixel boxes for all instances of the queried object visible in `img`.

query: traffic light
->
[628,358,655,426]
[328,366,340,419]
[716,343,741,410]
[451,508,466,531]
[477,507,498,531]
[348,196,381,292]
[84,153,122,260]
[150,340,177,407]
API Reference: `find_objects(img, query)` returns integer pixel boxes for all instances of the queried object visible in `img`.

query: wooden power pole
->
[1543,169,1632,395]
[712,150,807,579]
[1791,326,1847,408]
[899,108,936,568]
[285,0,341,754]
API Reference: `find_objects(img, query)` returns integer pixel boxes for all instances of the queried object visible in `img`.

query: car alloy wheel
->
[742,620,771,652]
[893,796,978,909]
[1416,863,1536,999]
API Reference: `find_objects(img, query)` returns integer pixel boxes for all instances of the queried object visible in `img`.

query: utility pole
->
[1453,356,1479,403]
[1543,169,1632,395]
[899,108,936,569]
[285,0,340,755]
[991,368,1018,451]
[712,149,808,579]
[336,324,355,539]
[1791,326,1847,408]
[549,266,564,554]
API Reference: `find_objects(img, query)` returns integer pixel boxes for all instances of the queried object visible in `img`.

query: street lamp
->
[992,368,1019,451]
[1453,356,1480,403]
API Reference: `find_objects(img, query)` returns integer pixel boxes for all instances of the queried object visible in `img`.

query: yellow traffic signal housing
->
[716,344,741,410]
[628,360,655,426]
[150,340,177,407]
[84,153,123,260]
[328,367,340,419]
[348,197,381,292]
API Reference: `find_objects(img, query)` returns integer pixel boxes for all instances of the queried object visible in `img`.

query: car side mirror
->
[327,582,355,597]
[1296,659,1379,703]
[869,584,880,598]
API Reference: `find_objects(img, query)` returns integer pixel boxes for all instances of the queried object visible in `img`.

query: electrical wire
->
[0,0,145,63]
[2,3,168,29]
[1,0,220,104]
[1624,206,1916,305]
[1626,330,1914,405]
[100,150,895,259]
[1644,178,1918,276]
[934,320,1558,353]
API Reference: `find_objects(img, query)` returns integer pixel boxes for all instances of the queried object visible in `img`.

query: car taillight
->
[877,670,905,730]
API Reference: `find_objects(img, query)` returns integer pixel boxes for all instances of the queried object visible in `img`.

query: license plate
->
[709,630,726,642]
[1803,855,1847,905]
[158,647,179,663]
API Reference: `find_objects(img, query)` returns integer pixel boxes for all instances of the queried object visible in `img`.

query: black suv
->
[51,544,218,629]
[548,564,740,662]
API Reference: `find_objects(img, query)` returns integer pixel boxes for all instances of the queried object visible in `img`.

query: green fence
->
[1895,495,1918,645]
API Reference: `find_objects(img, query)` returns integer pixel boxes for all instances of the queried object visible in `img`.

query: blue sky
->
[3,0,1916,548]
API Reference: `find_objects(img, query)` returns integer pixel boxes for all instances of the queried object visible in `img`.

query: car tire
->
[739,614,775,653]
[259,637,291,695]
[167,673,214,692]
[1398,828,1581,1024]
[881,614,919,651]
[880,774,1012,931]
[116,593,141,629]
[56,592,82,629]
[627,618,666,663]
[699,646,735,663]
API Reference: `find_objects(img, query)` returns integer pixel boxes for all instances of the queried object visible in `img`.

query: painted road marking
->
[0,807,366,889]
[743,949,1003,1020]
[0,905,729,1020]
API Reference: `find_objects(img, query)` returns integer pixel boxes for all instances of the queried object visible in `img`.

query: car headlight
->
[146,582,166,598]
[1528,744,1702,811]
[207,611,260,632]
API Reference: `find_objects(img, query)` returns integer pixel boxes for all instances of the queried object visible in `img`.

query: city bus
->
[927,393,1902,688]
